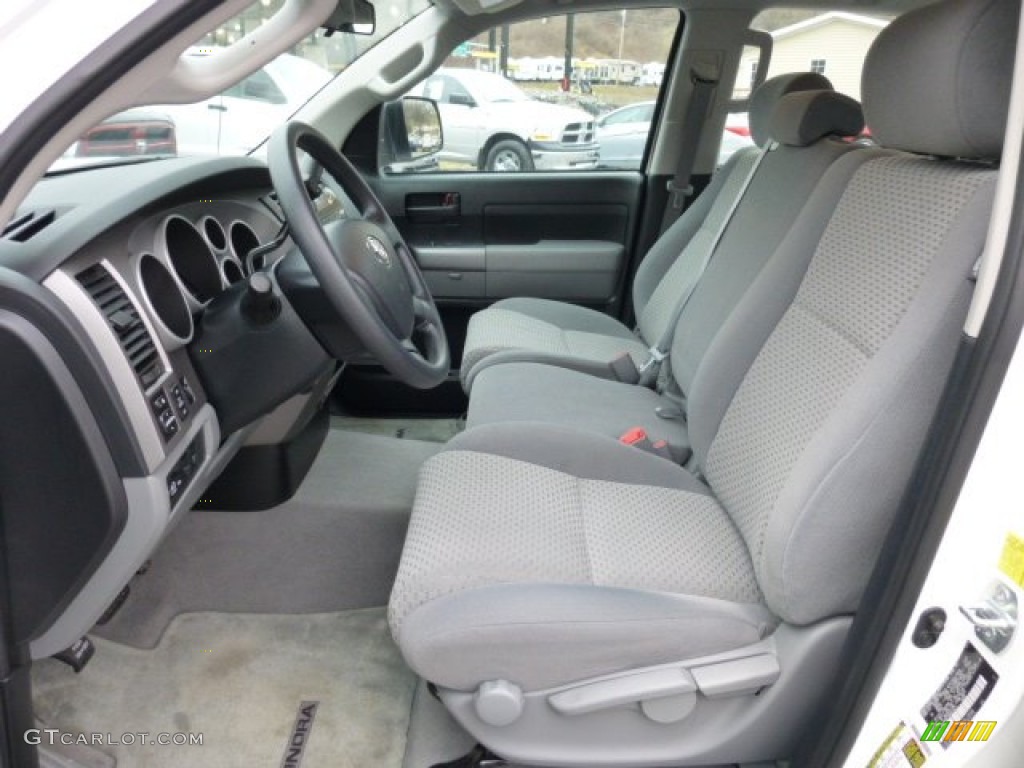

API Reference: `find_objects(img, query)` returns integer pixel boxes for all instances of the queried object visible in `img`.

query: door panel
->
[486,240,623,300]
[371,171,644,314]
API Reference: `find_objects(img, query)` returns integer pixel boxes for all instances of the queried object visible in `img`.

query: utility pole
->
[488,28,497,73]
[617,10,627,61]
[499,24,510,77]
[564,14,574,89]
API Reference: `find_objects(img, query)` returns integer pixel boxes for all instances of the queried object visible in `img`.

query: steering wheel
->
[268,121,449,389]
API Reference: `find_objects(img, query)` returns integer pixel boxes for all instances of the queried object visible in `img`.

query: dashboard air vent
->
[2,209,57,242]
[76,264,163,389]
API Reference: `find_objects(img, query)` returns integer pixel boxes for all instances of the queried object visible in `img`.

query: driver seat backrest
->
[685,0,1015,624]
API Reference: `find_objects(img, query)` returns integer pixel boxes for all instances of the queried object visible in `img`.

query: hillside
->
[466,8,826,64]
[469,10,677,64]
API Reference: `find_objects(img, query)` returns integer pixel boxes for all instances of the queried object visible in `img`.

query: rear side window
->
[383,8,681,174]
[743,9,893,101]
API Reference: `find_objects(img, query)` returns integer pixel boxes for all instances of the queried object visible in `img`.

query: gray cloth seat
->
[469,361,693,458]
[459,71,854,392]
[460,296,652,381]
[466,87,867,448]
[391,423,774,693]
[389,0,1017,764]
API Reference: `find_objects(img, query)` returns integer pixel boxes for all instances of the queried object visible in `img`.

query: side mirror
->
[380,97,443,174]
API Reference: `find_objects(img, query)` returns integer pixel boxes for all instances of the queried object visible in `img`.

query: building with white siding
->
[739,12,888,101]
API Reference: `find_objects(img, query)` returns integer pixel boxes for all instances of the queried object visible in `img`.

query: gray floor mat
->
[94,430,439,649]
[331,416,464,443]
[34,609,415,768]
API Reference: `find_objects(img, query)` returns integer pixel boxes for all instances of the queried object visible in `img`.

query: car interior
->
[0,0,1021,766]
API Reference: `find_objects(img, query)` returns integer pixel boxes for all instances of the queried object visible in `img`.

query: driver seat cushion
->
[389,424,774,692]
[458,297,651,383]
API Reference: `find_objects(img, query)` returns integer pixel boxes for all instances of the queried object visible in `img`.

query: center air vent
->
[76,264,163,389]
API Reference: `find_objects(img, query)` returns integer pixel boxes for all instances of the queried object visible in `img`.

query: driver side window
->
[382,8,680,174]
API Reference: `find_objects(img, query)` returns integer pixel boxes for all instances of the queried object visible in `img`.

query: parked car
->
[73,52,331,160]
[73,107,176,158]
[596,100,755,169]
[410,68,598,171]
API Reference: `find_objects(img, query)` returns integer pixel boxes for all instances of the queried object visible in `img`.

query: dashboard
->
[0,155,335,659]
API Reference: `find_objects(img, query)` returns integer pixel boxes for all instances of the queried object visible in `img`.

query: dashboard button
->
[171,385,189,419]
[180,376,196,405]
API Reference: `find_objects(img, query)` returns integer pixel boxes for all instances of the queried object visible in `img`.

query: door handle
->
[406,193,461,222]
[208,103,227,112]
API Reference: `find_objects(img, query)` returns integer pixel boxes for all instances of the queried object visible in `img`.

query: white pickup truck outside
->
[411,68,599,172]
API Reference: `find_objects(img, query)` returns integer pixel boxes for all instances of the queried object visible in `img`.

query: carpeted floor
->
[34,609,416,768]
[94,429,439,649]
[330,416,463,444]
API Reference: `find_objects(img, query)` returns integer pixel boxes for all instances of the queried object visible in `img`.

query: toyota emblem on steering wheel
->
[366,236,391,268]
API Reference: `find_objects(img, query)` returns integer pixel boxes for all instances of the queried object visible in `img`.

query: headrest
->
[770,90,864,147]
[749,72,833,147]
[863,0,1019,159]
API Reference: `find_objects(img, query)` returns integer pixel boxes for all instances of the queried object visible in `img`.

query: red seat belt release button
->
[620,427,648,446]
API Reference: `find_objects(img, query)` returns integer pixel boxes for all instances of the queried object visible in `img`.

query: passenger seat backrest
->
[631,72,832,343]
[687,0,1017,626]
[667,88,864,396]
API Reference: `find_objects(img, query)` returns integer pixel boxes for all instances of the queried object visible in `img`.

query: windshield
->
[54,0,430,172]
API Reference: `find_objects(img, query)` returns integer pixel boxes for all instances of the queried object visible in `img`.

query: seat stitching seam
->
[792,298,873,359]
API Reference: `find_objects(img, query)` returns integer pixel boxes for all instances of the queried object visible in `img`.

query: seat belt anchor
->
[666,179,695,209]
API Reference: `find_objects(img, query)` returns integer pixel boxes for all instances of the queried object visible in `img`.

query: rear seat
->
[467,86,866,458]
[459,72,861,393]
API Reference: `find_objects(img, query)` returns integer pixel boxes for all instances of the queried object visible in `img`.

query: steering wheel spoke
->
[268,121,449,389]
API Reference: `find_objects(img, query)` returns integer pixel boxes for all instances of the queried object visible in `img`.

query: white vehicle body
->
[153,52,332,157]
[412,68,598,171]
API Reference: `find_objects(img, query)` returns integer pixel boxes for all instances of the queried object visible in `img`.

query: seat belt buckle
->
[655,405,685,421]
[608,352,641,384]
[619,428,674,461]
[620,427,649,446]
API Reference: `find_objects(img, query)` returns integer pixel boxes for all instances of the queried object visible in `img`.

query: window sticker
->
[998,532,1024,588]
[919,643,998,750]
[866,722,927,767]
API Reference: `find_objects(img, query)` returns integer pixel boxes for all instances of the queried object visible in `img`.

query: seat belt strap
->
[659,71,719,236]
[639,142,775,387]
